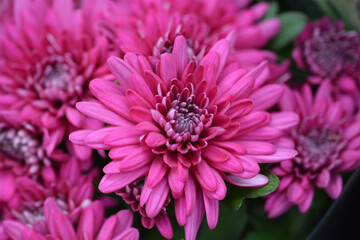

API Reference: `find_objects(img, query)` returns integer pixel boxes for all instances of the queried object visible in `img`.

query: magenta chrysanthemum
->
[0,0,121,168]
[0,110,69,205]
[265,81,360,218]
[293,17,360,82]
[70,35,298,239]
[2,198,139,240]
[293,17,360,114]
[1,158,94,225]
[114,0,289,82]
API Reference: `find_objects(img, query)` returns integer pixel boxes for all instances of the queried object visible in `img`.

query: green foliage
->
[224,169,280,211]
[268,12,308,51]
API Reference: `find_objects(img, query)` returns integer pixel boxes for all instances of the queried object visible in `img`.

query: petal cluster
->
[0,0,120,168]
[265,81,360,218]
[70,35,298,239]
[293,17,360,114]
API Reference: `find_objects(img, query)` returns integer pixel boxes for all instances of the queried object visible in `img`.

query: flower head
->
[293,17,360,115]
[293,17,360,82]
[116,0,287,77]
[265,81,360,218]
[0,0,119,167]
[1,158,95,227]
[70,35,298,239]
[0,110,69,205]
[2,198,139,240]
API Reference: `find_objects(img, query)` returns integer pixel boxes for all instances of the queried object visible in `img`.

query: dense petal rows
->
[70,35,298,239]
[115,0,290,82]
[265,81,360,217]
[293,17,360,115]
[0,0,120,169]
[0,0,359,239]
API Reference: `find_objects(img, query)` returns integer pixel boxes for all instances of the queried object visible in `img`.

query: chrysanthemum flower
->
[293,17,360,114]
[70,35,298,239]
[1,158,94,228]
[115,0,288,81]
[2,198,139,240]
[265,81,360,218]
[0,0,121,168]
[0,110,68,205]
[293,17,360,82]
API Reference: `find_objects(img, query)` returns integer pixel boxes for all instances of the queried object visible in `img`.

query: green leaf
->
[239,169,280,198]
[224,169,280,210]
[263,1,279,19]
[268,12,308,50]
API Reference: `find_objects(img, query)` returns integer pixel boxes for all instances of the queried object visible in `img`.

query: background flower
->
[265,81,360,218]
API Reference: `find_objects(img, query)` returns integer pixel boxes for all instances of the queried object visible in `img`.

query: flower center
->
[117,178,144,212]
[12,198,69,230]
[0,127,41,163]
[295,127,343,172]
[307,29,360,77]
[167,97,205,141]
[31,53,83,108]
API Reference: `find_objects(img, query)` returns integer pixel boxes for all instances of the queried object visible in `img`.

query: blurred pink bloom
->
[114,0,288,81]
[265,81,360,218]
[1,158,95,227]
[0,0,122,168]
[0,110,68,205]
[293,17,360,114]
[2,198,139,240]
[70,36,298,239]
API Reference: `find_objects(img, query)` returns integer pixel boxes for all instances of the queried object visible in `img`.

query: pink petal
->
[76,102,132,126]
[192,161,217,192]
[107,56,136,90]
[103,127,141,147]
[245,148,298,163]
[54,0,73,29]
[250,84,284,111]
[316,169,330,188]
[175,196,187,226]
[129,106,153,123]
[0,171,16,201]
[184,175,197,215]
[237,141,276,155]
[298,187,314,213]
[270,112,299,130]
[145,132,167,147]
[89,78,123,98]
[172,35,187,78]
[77,206,95,240]
[147,156,168,188]
[114,229,139,240]
[83,127,120,149]
[155,211,173,239]
[185,190,204,240]
[160,53,176,85]
[99,166,149,193]
[287,181,304,203]
[145,177,170,218]
[208,39,230,77]
[203,194,219,229]
[325,174,343,199]
[3,221,26,240]
[168,168,185,198]
[120,149,153,172]
[98,92,131,120]
[224,173,269,187]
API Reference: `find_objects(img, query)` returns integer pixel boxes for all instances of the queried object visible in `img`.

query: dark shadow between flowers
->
[307,167,360,240]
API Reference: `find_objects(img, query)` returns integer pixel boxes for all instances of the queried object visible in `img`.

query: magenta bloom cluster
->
[0,0,360,239]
